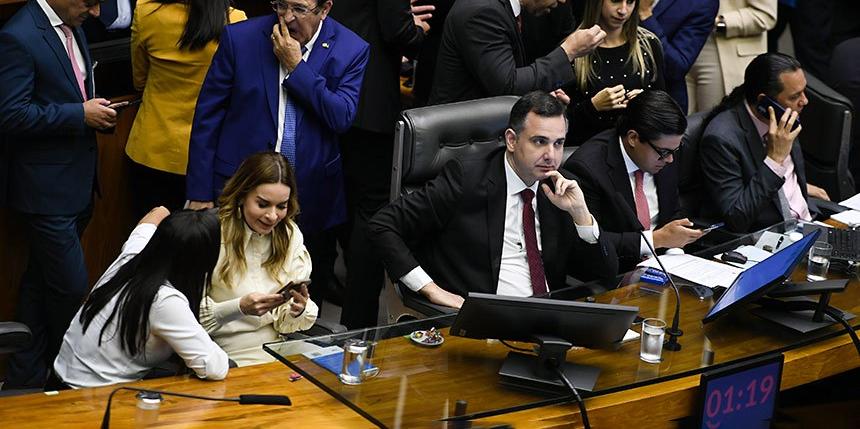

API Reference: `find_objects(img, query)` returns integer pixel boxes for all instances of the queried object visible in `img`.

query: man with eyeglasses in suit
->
[564,90,703,271]
[186,0,369,305]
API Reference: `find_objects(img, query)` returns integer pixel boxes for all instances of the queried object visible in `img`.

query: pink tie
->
[59,25,86,100]
[634,170,651,230]
[520,189,547,296]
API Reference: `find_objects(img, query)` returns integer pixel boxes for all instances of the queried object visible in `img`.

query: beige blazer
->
[714,0,777,94]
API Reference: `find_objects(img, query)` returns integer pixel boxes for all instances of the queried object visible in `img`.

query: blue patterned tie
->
[280,95,297,166]
[280,47,307,167]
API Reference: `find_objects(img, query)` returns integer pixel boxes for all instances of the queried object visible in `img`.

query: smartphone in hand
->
[755,96,800,131]
[107,98,142,112]
[698,222,725,235]
[276,280,310,297]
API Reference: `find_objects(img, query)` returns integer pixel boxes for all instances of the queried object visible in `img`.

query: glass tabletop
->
[265,221,860,428]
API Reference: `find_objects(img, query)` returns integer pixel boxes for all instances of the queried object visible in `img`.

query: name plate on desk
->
[698,353,784,429]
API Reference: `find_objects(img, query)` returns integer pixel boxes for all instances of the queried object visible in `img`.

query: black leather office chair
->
[384,96,519,321]
[800,72,856,201]
[0,322,30,355]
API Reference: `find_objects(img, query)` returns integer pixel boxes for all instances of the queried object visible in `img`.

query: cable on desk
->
[822,306,860,357]
[553,365,591,429]
[499,340,532,353]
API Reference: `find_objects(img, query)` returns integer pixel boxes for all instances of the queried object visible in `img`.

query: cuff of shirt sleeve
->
[401,266,433,292]
[764,157,787,177]
[215,297,245,324]
[574,215,600,244]
[640,230,655,257]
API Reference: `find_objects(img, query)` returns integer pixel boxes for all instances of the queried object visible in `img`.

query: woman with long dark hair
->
[125,0,246,217]
[53,208,229,388]
[200,152,318,367]
[562,0,665,146]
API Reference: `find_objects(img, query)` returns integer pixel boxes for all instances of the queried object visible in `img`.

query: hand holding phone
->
[277,279,310,297]
[755,96,800,132]
[107,98,142,112]
[698,222,725,235]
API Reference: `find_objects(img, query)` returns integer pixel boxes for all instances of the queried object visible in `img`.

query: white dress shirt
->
[619,137,660,257]
[275,22,322,152]
[106,0,133,30]
[401,154,601,296]
[54,224,229,388]
[37,0,87,83]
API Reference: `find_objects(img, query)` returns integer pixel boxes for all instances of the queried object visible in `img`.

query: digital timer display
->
[698,354,784,429]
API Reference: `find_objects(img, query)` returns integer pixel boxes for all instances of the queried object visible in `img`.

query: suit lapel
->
[499,0,525,65]
[736,104,767,168]
[791,142,808,198]
[260,16,280,136]
[486,151,507,287]
[32,3,82,102]
[655,162,678,225]
[607,136,640,228]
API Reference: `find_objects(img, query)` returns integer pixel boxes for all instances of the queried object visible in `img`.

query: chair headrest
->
[398,96,519,186]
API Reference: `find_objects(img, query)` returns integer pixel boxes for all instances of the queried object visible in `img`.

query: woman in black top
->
[563,0,665,146]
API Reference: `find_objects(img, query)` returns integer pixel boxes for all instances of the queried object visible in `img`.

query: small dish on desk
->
[409,328,444,347]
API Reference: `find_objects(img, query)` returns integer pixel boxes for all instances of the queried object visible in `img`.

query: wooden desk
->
[2,225,859,428]
[0,361,372,428]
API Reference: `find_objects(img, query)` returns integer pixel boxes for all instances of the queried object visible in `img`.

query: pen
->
[774,235,785,251]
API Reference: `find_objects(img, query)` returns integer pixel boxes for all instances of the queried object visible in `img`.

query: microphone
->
[638,229,683,351]
[100,386,291,429]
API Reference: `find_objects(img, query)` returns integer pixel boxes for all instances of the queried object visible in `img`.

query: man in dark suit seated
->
[564,90,703,272]
[700,53,830,233]
[369,91,618,309]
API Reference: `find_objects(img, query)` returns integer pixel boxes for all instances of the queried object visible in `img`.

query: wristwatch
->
[715,15,727,35]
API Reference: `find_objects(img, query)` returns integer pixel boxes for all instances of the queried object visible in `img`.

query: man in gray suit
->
[700,53,829,233]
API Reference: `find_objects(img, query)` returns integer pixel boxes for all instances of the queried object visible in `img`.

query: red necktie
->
[520,189,547,295]
[516,15,523,33]
[59,25,86,100]
[634,170,651,230]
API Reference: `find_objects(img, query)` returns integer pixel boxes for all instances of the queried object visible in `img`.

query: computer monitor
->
[703,229,821,324]
[450,293,638,393]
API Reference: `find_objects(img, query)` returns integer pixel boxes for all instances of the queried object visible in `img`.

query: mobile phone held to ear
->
[755,96,800,132]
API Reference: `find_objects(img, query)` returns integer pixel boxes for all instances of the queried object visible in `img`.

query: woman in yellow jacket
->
[127,0,246,216]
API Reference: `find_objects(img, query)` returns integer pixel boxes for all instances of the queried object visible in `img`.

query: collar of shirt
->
[504,152,538,197]
[618,136,642,175]
[510,0,521,18]
[744,100,771,142]
[280,19,323,77]
[36,0,64,27]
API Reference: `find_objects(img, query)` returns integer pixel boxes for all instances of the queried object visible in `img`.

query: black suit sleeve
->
[455,6,574,96]
[369,159,463,280]
[567,159,641,269]
[700,131,785,232]
[377,0,426,58]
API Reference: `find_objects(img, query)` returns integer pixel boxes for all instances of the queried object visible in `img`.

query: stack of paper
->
[637,254,743,289]
[831,210,860,227]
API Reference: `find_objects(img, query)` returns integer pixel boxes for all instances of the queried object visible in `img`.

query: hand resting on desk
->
[420,282,465,309]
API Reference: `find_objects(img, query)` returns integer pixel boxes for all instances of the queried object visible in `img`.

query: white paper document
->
[839,193,860,211]
[637,254,743,289]
[831,210,860,227]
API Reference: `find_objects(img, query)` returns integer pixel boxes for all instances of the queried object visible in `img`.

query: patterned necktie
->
[279,47,307,166]
[634,169,651,230]
[520,189,547,296]
[59,25,86,100]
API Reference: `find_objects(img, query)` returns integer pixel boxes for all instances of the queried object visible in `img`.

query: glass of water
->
[807,242,832,282]
[640,318,666,364]
[339,339,369,385]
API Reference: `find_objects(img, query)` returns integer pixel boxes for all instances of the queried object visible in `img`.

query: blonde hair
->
[217,152,300,288]
[573,0,659,92]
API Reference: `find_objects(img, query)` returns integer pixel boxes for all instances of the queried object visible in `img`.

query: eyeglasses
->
[269,1,322,17]
[644,140,682,161]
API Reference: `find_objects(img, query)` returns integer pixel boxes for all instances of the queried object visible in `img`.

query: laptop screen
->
[703,229,821,323]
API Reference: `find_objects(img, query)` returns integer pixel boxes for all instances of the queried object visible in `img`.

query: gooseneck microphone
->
[101,386,291,429]
[639,230,683,352]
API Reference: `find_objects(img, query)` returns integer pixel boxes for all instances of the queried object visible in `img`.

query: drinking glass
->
[640,318,666,364]
[807,242,832,282]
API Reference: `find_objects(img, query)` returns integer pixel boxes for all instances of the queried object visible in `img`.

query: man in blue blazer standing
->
[639,0,719,113]
[186,0,369,299]
[0,0,118,389]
